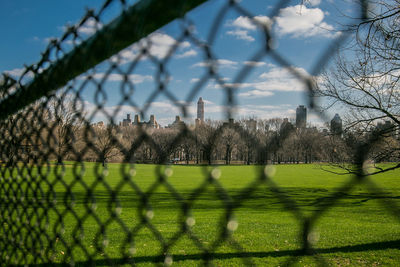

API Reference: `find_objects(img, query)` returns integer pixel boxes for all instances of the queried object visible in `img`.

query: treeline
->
[0,108,399,165]
[3,102,399,167]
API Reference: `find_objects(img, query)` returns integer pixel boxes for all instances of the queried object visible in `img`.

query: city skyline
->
[112,102,344,133]
[0,0,360,126]
[0,1,398,266]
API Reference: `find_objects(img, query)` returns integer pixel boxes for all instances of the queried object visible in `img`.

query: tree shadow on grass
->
[10,239,400,266]
[9,187,399,209]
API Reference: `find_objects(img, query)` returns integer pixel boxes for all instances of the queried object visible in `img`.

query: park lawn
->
[1,163,400,266]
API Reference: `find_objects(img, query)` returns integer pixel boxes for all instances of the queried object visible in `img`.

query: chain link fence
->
[1,0,400,265]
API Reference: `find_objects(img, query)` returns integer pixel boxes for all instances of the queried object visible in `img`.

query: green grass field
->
[2,163,400,266]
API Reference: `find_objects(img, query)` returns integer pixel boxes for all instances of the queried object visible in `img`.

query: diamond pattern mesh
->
[1,0,400,266]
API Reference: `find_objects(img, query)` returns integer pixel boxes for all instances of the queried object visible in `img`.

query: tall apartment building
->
[125,114,160,129]
[296,105,307,128]
[197,97,204,122]
[122,114,132,126]
[330,113,343,136]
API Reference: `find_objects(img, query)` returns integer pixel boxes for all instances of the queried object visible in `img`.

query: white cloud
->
[237,104,295,119]
[227,15,271,42]
[259,66,308,80]
[175,49,197,58]
[112,32,192,63]
[275,5,338,38]
[78,18,103,35]
[192,61,207,68]
[244,61,266,67]
[246,66,309,96]
[115,48,138,63]
[227,7,336,40]
[227,29,254,42]
[192,59,238,69]
[211,64,310,98]
[147,32,190,59]
[239,90,275,97]
[232,16,257,30]
[150,101,181,110]
[218,59,238,67]
[231,15,271,30]
[79,73,153,83]
[190,78,200,83]
[214,82,252,89]
[253,15,272,28]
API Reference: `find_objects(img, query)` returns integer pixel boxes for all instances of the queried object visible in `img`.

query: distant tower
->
[197,97,204,122]
[330,113,342,136]
[171,115,185,129]
[147,114,159,129]
[296,105,307,128]
[134,114,141,125]
[149,115,155,125]
[122,114,132,126]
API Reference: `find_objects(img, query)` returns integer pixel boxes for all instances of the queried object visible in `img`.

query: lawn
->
[1,163,400,266]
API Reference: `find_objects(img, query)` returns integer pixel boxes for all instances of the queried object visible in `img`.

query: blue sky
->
[0,0,360,127]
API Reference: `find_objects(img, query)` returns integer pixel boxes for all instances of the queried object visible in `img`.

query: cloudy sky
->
[0,0,360,127]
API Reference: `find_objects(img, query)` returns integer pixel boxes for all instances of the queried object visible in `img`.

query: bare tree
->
[0,99,50,165]
[91,125,121,167]
[317,1,400,173]
[48,93,85,164]
[151,128,178,163]
[178,133,196,164]
[195,121,218,165]
[212,123,241,165]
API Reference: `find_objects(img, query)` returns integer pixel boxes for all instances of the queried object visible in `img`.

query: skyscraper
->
[133,114,141,125]
[197,97,204,122]
[296,105,307,128]
[330,113,342,136]
[122,114,132,126]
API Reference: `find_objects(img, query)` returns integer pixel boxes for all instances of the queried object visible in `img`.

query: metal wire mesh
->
[1,0,400,266]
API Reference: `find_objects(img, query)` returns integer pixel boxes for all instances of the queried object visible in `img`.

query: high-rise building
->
[170,115,185,129]
[122,114,132,126]
[197,97,204,122]
[296,105,307,128]
[330,113,342,136]
[134,114,141,125]
[130,114,159,129]
[148,115,159,128]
